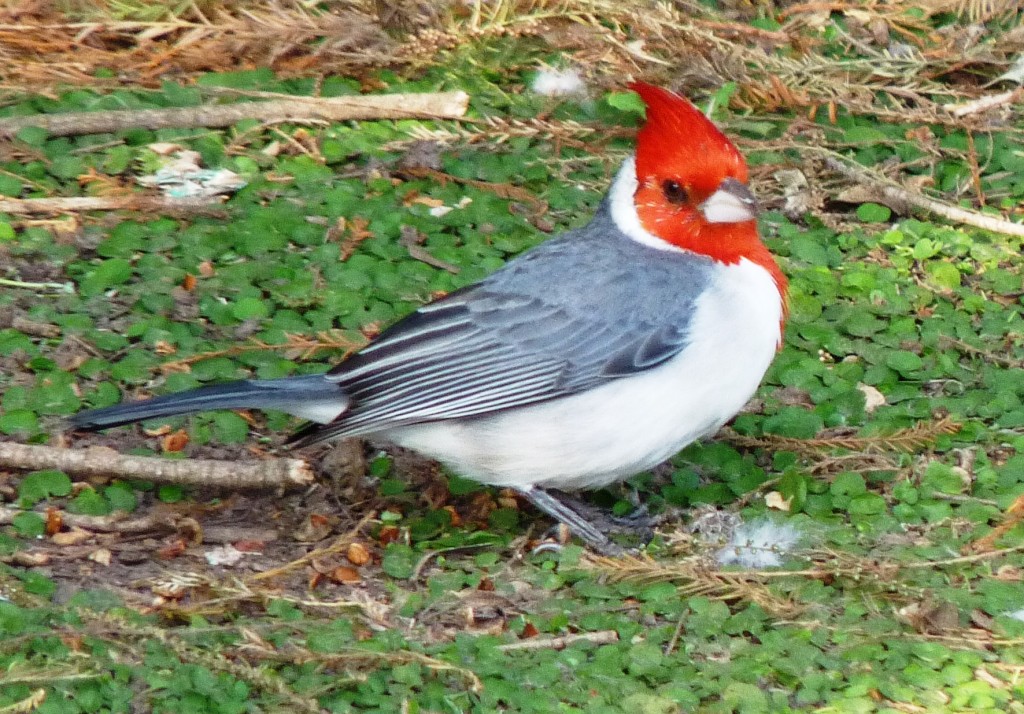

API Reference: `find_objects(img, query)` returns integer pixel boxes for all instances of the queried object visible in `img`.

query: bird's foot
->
[519,487,649,557]
[545,491,658,539]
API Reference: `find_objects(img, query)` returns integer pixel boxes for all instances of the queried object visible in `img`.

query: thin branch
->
[246,512,375,582]
[0,689,46,713]
[0,442,313,489]
[820,153,1024,238]
[0,91,469,139]
[496,630,619,651]
[945,87,1024,117]
[0,278,74,293]
[401,166,548,216]
[0,507,174,534]
[0,195,227,216]
[963,497,1024,554]
[938,336,1024,369]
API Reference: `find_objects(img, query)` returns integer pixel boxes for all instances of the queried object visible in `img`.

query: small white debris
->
[623,40,669,65]
[994,54,1024,85]
[1006,608,1024,623]
[147,142,184,156]
[764,491,793,512]
[205,544,246,567]
[857,383,887,412]
[428,196,471,218]
[138,150,247,199]
[774,168,813,217]
[88,548,112,566]
[716,518,801,569]
[531,67,586,97]
[887,42,917,60]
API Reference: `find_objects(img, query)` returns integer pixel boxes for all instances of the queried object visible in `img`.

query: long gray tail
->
[69,374,349,431]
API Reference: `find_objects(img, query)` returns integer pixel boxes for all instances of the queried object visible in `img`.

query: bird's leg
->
[518,486,626,556]
[546,490,657,539]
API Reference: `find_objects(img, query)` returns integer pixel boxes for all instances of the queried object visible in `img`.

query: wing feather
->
[289,213,715,447]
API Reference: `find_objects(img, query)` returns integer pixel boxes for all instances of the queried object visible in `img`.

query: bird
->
[70,82,788,555]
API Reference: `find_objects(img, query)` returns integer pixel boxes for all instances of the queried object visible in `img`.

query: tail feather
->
[69,375,349,431]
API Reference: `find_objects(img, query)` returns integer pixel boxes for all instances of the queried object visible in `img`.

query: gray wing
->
[295,210,714,444]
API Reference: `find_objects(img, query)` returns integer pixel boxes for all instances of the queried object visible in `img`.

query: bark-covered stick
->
[0,91,470,139]
[0,442,314,489]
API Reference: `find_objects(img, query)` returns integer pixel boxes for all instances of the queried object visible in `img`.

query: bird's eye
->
[662,180,688,205]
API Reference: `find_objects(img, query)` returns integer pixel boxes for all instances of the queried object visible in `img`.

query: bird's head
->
[610,82,785,295]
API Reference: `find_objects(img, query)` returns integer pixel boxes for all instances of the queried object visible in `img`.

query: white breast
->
[386,258,783,490]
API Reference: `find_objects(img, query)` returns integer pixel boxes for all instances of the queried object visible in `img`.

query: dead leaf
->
[51,526,92,546]
[765,491,793,511]
[162,429,189,453]
[45,507,62,536]
[378,525,400,545]
[88,548,112,566]
[233,540,267,552]
[857,383,886,412]
[12,551,50,566]
[331,566,361,584]
[157,538,187,559]
[442,505,462,527]
[346,542,371,566]
[405,193,445,208]
[177,517,203,545]
[295,513,333,542]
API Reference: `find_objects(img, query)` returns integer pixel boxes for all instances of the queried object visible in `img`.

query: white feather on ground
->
[531,67,586,97]
[716,518,802,569]
[1006,608,1024,622]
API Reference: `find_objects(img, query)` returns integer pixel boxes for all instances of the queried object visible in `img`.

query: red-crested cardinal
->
[70,83,788,554]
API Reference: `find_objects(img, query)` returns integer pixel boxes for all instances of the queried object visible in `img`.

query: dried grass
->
[725,417,962,457]
[582,543,1024,636]
[3,0,1021,123]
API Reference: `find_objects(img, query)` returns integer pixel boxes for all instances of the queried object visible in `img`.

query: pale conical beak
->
[700,177,759,224]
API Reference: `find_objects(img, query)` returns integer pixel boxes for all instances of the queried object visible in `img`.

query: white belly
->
[386,259,783,490]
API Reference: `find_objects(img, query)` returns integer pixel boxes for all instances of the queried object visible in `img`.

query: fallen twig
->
[820,153,1024,238]
[246,512,375,582]
[496,630,619,651]
[0,506,174,534]
[202,526,279,544]
[0,278,74,293]
[0,195,228,216]
[8,317,60,338]
[0,442,314,489]
[0,91,470,139]
[938,336,1024,369]
[963,495,1024,554]
[398,225,461,274]
[0,689,46,713]
[402,166,548,216]
[945,87,1024,117]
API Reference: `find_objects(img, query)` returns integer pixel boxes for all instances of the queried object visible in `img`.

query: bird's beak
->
[700,177,759,224]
